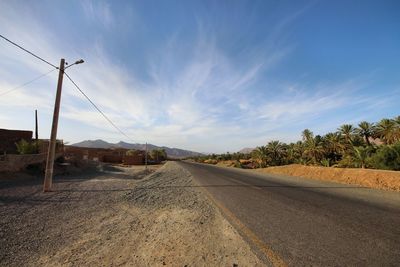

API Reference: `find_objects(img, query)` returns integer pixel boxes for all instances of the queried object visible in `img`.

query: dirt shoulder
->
[255,164,400,192]
[0,162,263,266]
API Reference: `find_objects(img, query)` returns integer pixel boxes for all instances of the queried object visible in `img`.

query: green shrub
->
[369,143,400,170]
[126,149,139,156]
[320,158,330,167]
[337,155,357,168]
[15,139,39,154]
[234,161,242,168]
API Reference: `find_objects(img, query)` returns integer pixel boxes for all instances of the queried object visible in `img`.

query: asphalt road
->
[178,161,400,266]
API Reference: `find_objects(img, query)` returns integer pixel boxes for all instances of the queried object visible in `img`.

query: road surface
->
[178,161,400,266]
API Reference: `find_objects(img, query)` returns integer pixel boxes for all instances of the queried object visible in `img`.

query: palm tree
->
[302,130,324,164]
[338,124,355,144]
[266,140,286,166]
[393,116,400,143]
[323,132,343,162]
[324,132,342,152]
[253,146,269,168]
[356,121,375,146]
[304,140,324,164]
[375,119,396,144]
[353,146,372,169]
[302,129,313,142]
[294,141,306,163]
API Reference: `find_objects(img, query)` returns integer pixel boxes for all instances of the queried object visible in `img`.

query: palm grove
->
[193,116,400,171]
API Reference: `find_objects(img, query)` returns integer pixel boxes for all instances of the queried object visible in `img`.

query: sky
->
[0,0,399,153]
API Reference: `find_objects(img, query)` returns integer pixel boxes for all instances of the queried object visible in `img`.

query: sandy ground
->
[0,162,263,267]
[256,164,400,192]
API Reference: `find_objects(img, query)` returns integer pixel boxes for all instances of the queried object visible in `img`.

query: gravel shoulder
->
[0,162,263,266]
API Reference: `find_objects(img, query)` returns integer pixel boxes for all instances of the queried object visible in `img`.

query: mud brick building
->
[0,129,33,154]
[123,153,146,165]
[64,146,145,165]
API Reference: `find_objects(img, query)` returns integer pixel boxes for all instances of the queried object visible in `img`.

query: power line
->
[64,72,135,143]
[0,69,56,97]
[0,33,58,69]
[1,33,136,144]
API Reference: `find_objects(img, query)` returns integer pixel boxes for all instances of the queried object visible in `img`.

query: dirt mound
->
[257,164,400,191]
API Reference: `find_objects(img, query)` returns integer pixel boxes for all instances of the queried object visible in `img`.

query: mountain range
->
[71,139,204,158]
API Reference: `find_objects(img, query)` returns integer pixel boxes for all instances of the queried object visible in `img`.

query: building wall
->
[103,154,123,163]
[0,153,44,172]
[64,146,130,164]
[123,155,144,165]
[0,129,33,154]
[38,139,64,154]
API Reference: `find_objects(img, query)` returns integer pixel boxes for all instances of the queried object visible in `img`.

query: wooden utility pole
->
[145,142,148,171]
[43,58,65,192]
[35,109,38,141]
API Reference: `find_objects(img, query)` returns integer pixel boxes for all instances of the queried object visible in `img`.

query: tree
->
[393,116,400,142]
[294,141,306,163]
[151,149,167,162]
[369,143,400,170]
[302,129,313,143]
[253,146,269,168]
[338,124,355,144]
[266,140,286,166]
[356,121,375,146]
[126,149,140,156]
[322,132,343,162]
[375,119,396,144]
[302,129,324,164]
[353,146,373,169]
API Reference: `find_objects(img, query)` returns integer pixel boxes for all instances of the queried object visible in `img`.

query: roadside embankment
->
[256,164,400,191]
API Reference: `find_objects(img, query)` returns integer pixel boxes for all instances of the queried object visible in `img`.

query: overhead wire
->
[0,33,135,143]
[64,72,135,143]
[0,69,56,97]
[0,34,58,69]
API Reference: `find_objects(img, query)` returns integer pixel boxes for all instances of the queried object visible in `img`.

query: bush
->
[234,161,242,168]
[320,158,330,167]
[126,149,139,156]
[337,155,357,168]
[15,139,39,154]
[369,143,400,170]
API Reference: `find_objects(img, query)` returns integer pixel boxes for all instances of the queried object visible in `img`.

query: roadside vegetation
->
[126,148,167,163]
[191,116,400,171]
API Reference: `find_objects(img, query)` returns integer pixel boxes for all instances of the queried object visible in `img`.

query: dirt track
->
[0,162,263,266]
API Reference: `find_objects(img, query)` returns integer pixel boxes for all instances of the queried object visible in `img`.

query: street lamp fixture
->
[64,59,85,69]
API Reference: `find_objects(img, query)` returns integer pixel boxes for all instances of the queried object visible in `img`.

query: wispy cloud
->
[81,0,114,29]
[1,1,398,153]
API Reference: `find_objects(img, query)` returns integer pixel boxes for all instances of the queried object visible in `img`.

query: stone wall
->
[0,153,61,172]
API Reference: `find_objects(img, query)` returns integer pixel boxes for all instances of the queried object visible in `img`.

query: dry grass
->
[216,160,236,167]
[256,164,400,192]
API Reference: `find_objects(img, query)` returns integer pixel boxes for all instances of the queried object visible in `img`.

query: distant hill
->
[238,147,255,154]
[71,139,203,158]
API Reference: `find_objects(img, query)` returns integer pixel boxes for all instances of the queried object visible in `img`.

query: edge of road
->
[177,161,287,267]
[182,161,400,211]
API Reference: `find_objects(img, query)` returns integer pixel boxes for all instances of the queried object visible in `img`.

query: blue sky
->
[0,0,399,153]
